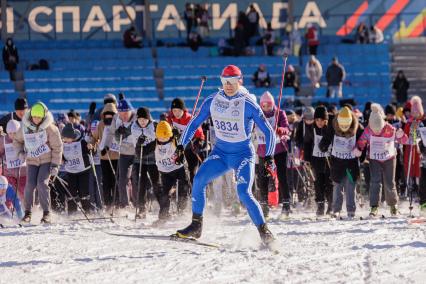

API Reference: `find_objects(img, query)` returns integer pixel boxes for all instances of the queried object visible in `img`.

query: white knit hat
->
[368,103,385,133]
[0,175,8,190]
[6,119,20,134]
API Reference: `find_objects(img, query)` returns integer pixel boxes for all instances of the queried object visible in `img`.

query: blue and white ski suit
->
[0,185,23,219]
[180,88,276,226]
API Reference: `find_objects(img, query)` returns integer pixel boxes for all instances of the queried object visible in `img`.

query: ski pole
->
[52,175,92,223]
[134,142,143,221]
[88,151,103,211]
[111,134,123,218]
[274,53,289,132]
[191,76,207,117]
[11,162,22,219]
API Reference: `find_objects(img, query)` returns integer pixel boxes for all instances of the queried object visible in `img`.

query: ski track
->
[1,201,425,284]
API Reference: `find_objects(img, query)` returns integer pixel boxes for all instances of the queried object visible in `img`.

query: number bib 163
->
[155,142,182,173]
[331,135,355,160]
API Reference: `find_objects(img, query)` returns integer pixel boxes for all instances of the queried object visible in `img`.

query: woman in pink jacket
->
[355,104,408,217]
[0,120,26,201]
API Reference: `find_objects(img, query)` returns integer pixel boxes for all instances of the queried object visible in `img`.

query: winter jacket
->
[305,26,319,46]
[2,44,19,71]
[90,103,119,161]
[303,124,329,173]
[14,110,63,167]
[0,135,26,178]
[132,120,157,165]
[305,60,322,84]
[356,123,408,162]
[167,110,205,141]
[403,117,424,177]
[295,121,314,161]
[256,108,289,157]
[326,63,346,86]
[107,112,136,156]
[319,112,364,183]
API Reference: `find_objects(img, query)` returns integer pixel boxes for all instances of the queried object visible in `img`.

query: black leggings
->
[258,151,290,203]
[131,163,161,211]
[160,167,190,218]
[100,159,118,206]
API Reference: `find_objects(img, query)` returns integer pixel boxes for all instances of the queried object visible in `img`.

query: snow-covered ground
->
[1,201,425,284]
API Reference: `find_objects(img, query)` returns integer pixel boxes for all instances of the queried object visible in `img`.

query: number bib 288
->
[63,142,86,173]
[331,135,356,160]
[210,95,246,143]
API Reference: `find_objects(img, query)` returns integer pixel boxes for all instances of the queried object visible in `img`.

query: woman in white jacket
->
[305,55,323,88]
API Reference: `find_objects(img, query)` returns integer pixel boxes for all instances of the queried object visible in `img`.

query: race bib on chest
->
[173,122,187,133]
[100,126,120,153]
[4,139,25,169]
[313,132,330,158]
[63,142,86,173]
[331,135,356,160]
[24,130,51,158]
[369,135,396,161]
[131,122,156,147]
[155,142,182,173]
[210,95,246,143]
[256,116,279,145]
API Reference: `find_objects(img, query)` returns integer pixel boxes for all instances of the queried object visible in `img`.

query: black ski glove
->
[264,156,276,177]
[137,134,147,145]
[174,144,185,165]
[101,146,109,156]
[115,125,131,140]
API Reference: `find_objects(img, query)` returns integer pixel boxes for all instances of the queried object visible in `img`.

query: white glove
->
[395,128,404,139]
[352,147,362,157]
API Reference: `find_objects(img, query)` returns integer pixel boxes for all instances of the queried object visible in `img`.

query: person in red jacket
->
[403,96,424,194]
[167,98,205,183]
[305,24,319,56]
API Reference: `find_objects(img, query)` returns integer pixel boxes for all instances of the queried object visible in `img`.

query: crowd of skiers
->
[1,83,426,226]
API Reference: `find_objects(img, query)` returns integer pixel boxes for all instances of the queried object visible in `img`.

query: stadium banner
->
[1,0,425,40]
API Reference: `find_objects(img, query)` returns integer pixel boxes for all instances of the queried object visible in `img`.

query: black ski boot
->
[316,202,325,216]
[21,211,31,223]
[41,211,51,224]
[176,214,203,239]
[258,223,275,245]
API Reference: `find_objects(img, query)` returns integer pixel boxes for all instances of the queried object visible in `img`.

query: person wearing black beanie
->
[314,105,329,121]
[137,107,151,120]
[304,105,333,216]
[171,98,185,110]
[131,106,161,219]
[0,98,29,133]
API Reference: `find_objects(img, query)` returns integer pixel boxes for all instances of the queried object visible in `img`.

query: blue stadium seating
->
[0,41,391,118]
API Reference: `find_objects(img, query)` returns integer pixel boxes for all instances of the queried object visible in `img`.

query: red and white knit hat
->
[260,91,275,107]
